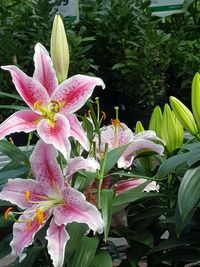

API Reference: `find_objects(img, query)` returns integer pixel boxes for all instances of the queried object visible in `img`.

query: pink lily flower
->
[95,121,164,168]
[0,140,104,267]
[114,178,159,196]
[0,43,105,158]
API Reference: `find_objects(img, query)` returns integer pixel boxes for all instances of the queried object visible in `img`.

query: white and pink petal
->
[10,209,46,257]
[52,74,105,116]
[0,178,45,209]
[1,65,50,110]
[114,178,159,196]
[46,219,69,267]
[0,110,41,140]
[53,187,104,234]
[118,139,164,168]
[37,114,71,159]
[67,114,90,151]
[33,43,58,96]
[65,156,100,182]
[30,140,64,195]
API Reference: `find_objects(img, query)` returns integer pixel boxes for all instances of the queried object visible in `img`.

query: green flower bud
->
[171,111,184,149]
[135,121,145,134]
[149,105,163,137]
[161,104,183,154]
[192,72,200,131]
[170,96,198,136]
[51,15,69,83]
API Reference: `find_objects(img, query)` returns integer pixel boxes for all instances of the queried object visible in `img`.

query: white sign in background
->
[50,0,79,23]
[58,0,79,23]
[149,0,195,18]
[150,0,184,7]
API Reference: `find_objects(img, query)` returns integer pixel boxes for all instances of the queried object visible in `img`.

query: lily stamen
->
[4,207,13,220]
[101,111,106,120]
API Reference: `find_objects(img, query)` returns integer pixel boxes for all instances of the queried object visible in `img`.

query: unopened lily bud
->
[192,73,200,131]
[135,121,144,133]
[172,111,184,149]
[170,96,198,136]
[161,104,183,154]
[149,106,163,137]
[51,15,69,83]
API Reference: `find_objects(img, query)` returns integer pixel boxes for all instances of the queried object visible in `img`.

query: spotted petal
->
[46,219,69,267]
[53,187,104,234]
[67,114,90,151]
[51,74,105,116]
[30,140,64,195]
[0,110,41,140]
[10,209,46,257]
[94,125,114,152]
[33,43,58,96]
[0,178,45,209]
[1,65,50,110]
[37,114,71,159]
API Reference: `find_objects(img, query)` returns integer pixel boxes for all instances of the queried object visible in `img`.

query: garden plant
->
[1,5,200,267]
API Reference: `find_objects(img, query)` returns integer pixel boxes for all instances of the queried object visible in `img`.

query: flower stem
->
[97,143,109,209]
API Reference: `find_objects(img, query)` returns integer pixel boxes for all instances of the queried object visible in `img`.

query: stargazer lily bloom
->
[0,43,105,158]
[0,141,104,267]
[95,120,164,168]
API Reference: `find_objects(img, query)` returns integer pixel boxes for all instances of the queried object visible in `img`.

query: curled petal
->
[52,74,105,116]
[53,187,104,234]
[0,178,45,209]
[0,110,41,140]
[114,178,159,196]
[65,156,100,182]
[37,114,71,159]
[1,65,49,110]
[114,178,146,195]
[33,43,58,96]
[67,114,90,151]
[118,139,164,169]
[133,130,166,145]
[11,209,46,257]
[30,140,64,195]
[46,219,69,267]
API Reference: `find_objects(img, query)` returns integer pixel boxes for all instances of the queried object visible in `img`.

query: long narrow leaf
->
[0,105,28,110]
[102,144,129,174]
[0,91,22,101]
[71,237,99,267]
[101,189,114,241]
[0,140,30,167]
[89,251,112,267]
[178,166,200,220]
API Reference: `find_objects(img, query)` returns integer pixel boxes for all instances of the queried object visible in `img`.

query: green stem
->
[97,143,109,209]
[95,97,100,123]
[97,178,103,210]
[99,143,109,179]
[26,132,33,151]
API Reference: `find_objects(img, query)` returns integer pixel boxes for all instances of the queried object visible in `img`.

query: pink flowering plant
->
[3,14,200,267]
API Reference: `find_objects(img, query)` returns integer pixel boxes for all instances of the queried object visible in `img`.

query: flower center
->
[34,100,62,123]
[111,118,124,147]
[4,191,64,231]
